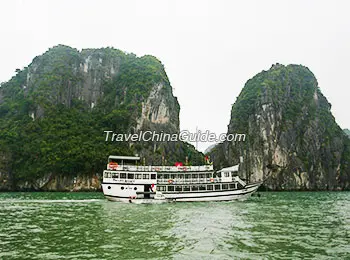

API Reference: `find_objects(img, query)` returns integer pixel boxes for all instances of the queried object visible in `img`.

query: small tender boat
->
[101,155,262,203]
[128,192,169,204]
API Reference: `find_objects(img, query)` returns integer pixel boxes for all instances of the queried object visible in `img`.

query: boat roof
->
[219,165,239,172]
[108,155,140,161]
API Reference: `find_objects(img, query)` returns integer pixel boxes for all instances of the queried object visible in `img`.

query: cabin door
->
[144,184,152,198]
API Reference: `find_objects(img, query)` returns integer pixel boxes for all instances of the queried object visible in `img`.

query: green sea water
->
[0,192,349,259]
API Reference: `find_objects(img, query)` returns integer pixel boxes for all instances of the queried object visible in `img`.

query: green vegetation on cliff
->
[211,64,350,190]
[0,45,202,190]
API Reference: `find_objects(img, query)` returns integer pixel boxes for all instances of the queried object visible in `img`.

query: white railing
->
[157,178,221,184]
[233,176,246,187]
[106,165,214,172]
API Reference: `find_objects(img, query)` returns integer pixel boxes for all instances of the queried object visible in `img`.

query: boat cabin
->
[218,165,246,187]
[107,155,140,170]
[108,155,140,165]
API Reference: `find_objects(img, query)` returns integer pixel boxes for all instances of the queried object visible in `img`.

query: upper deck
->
[106,155,214,172]
[106,164,214,172]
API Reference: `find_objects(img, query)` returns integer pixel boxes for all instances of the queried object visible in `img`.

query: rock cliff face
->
[14,173,101,191]
[210,64,350,190]
[22,45,179,132]
[344,129,350,138]
[0,45,198,191]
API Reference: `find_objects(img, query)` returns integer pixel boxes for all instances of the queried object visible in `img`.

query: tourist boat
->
[101,155,262,203]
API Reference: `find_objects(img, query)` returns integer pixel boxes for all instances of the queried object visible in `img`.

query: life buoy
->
[168,179,173,184]
[210,178,214,183]
[155,167,161,171]
[109,162,118,170]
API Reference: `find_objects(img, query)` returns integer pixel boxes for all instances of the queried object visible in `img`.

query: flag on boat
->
[205,156,213,165]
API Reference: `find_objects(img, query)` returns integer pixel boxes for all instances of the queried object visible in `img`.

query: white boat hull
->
[164,185,259,202]
[101,156,262,204]
[102,182,261,203]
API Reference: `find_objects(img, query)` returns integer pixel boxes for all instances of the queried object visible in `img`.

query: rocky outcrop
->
[21,174,101,191]
[136,83,179,133]
[210,64,350,190]
[0,45,195,191]
[0,172,101,192]
[344,129,350,138]
[0,172,11,191]
[26,47,122,111]
[21,45,180,130]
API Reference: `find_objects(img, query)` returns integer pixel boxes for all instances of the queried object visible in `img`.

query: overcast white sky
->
[0,0,349,151]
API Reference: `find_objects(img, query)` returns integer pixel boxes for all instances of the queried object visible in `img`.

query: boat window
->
[120,173,126,179]
[199,185,206,191]
[192,174,198,179]
[178,174,184,179]
[171,174,176,179]
[206,173,211,178]
[191,185,198,191]
[151,174,156,180]
[121,186,124,190]
[175,186,182,192]
[135,174,142,179]
[167,186,174,191]
[112,173,119,178]
[207,185,213,190]
[127,173,134,179]
[164,174,169,179]
[185,174,191,179]
[134,187,137,190]
[214,184,221,190]
[183,186,190,191]
[143,174,149,179]
[158,174,163,179]
[229,184,236,189]
[199,174,205,179]
[158,186,165,191]
[222,184,228,190]
[224,173,230,177]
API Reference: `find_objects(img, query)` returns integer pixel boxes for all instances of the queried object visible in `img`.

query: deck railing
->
[157,178,222,184]
[107,165,214,172]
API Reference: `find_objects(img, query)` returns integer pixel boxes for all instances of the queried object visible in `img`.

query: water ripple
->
[0,192,349,259]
